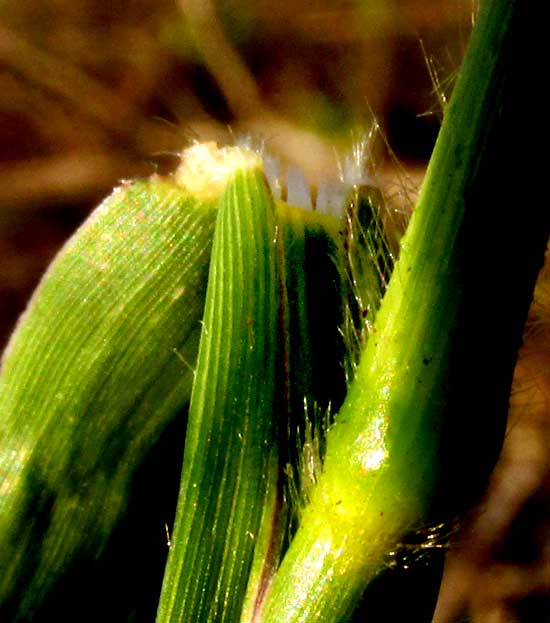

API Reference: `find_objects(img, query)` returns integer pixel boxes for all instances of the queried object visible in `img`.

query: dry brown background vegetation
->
[0,1,548,621]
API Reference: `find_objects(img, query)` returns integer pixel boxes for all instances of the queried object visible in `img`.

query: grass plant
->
[0,1,548,621]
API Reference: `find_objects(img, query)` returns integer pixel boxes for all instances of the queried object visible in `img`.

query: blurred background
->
[0,1,548,621]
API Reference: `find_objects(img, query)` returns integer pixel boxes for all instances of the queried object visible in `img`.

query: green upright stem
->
[260,1,549,621]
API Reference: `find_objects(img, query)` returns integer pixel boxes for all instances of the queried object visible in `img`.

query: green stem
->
[260,1,549,621]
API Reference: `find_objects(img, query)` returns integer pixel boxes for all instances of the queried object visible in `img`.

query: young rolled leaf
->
[260,1,550,621]
[0,162,220,619]
[156,151,281,623]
